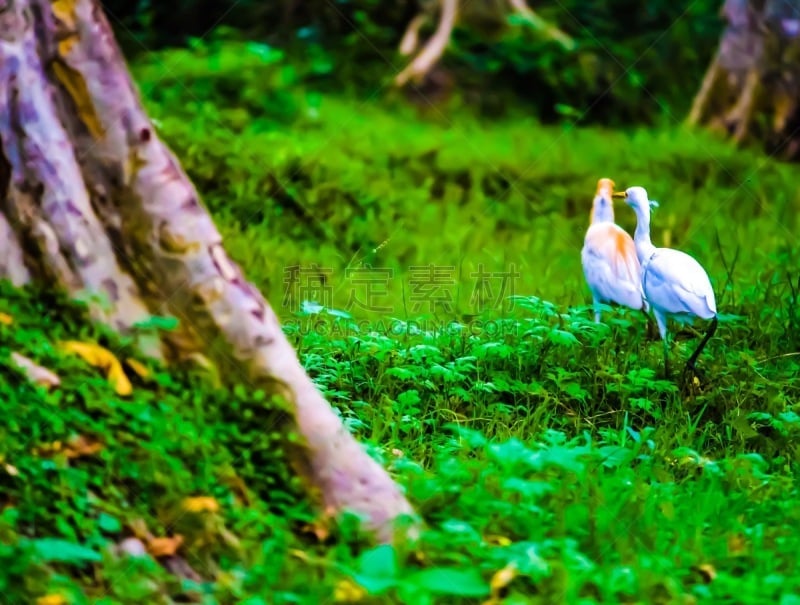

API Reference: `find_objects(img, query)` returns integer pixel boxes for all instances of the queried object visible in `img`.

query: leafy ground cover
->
[1,38,800,604]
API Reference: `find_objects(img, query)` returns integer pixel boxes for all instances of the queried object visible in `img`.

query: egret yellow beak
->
[612,192,627,199]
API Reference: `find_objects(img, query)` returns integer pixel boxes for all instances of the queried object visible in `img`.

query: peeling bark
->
[0,211,30,286]
[686,0,800,159]
[0,0,418,543]
[0,0,162,357]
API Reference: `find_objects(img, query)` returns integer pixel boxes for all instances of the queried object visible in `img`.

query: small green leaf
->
[28,538,102,563]
[405,568,490,597]
[548,329,580,347]
[598,445,633,468]
[353,544,398,594]
[502,477,555,497]
[239,597,269,605]
[554,103,582,118]
[98,513,122,533]
[132,315,179,332]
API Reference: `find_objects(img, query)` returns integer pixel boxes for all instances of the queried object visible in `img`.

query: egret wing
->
[645,250,716,317]
[582,225,644,310]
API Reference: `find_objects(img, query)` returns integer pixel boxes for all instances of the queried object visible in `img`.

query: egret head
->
[590,177,616,224]
[612,186,659,216]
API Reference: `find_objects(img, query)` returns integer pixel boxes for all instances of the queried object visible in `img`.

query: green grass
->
[1,39,800,603]
[132,40,800,323]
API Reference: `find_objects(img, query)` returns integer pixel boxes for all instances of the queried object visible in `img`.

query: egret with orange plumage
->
[581,178,647,323]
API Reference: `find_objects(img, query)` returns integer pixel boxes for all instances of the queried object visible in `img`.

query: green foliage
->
[4,33,800,604]
[448,0,723,123]
[0,283,309,602]
[133,39,800,328]
[108,1,722,124]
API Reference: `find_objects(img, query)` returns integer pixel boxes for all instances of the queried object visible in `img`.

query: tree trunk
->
[0,0,417,544]
[395,0,574,88]
[686,0,800,160]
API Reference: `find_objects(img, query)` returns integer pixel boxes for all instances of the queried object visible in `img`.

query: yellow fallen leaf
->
[334,578,366,603]
[35,436,102,460]
[694,563,717,583]
[59,341,132,396]
[36,595,67,605]
[485,534,512,547]
[489,562,518,595]
[124,357,150,379]
[32,441,63,456]
[302,521,329,542]
[63,435,104,459]
[128,522,187,563]
[4,463,19,476]
[0,312,12,325]
[182,496,220,514]
[301,505,337,542]
[147,534,184,558]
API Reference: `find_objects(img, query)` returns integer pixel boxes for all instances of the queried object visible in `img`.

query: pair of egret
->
[581,178,718,378]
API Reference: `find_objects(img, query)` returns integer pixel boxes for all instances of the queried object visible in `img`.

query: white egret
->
[613,186,718,377]
[581,178,646,323]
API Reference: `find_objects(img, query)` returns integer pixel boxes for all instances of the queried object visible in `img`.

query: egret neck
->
[632,204,657,265]
[590,179,616,224]
[615,190,657,265]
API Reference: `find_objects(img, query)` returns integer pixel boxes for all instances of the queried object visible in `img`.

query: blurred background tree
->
[687,0,800,161]
[100,0,723,126]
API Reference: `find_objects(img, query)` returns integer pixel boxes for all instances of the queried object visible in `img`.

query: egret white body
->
[614,186,718,376]
[581,178,646,322]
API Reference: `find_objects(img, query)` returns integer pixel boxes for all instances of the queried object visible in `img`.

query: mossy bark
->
[0,0,417,543]
[687,0,800,160]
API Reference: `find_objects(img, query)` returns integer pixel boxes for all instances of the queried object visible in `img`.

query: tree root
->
[395,0,458,87]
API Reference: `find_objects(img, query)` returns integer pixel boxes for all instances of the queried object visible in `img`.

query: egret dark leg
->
[653,310,670,378]
[685,315,718,372]
[642,309,658,340]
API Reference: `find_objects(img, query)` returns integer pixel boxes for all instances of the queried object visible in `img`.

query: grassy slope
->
[2,40,800,603]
